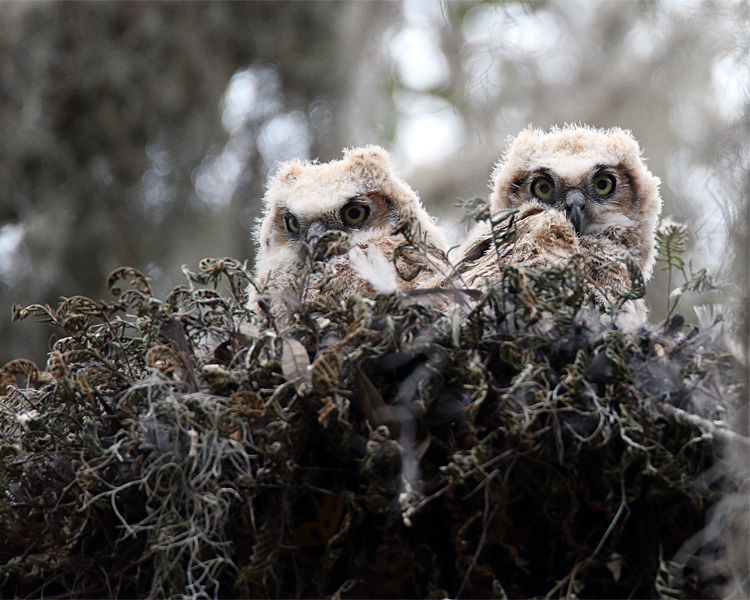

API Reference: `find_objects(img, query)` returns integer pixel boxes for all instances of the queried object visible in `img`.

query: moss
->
[0,252,742,599]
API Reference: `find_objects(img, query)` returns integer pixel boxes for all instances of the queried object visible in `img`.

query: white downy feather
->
[348,246,401,295]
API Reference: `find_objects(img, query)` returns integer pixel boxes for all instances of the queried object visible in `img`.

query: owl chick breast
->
[250,145,449,313]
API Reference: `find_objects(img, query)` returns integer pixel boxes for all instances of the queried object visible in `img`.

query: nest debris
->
[0,247,745,599]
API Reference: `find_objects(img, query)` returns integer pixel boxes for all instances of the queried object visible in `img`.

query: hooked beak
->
[306,220,329,246]
[306,220,331,261]
[564,189,587,236]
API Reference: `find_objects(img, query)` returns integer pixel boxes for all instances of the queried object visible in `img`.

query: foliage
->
[655,221,724,324]
[0,241,743,599]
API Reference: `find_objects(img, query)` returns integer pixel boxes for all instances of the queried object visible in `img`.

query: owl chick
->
[455,125,662,317]
[248,146,450,317]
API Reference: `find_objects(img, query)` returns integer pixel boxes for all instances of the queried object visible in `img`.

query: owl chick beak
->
[306,221,330,246]
[306,220,333,261]
[564,189,587,236]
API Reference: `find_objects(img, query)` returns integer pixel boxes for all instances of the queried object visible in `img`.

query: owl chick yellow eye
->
[285,213,300,234]
[531,177,554,200]
[593,174,615,196]
[342,204,369,225]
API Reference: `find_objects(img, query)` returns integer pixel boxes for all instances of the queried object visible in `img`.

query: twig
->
[656,402,750,448]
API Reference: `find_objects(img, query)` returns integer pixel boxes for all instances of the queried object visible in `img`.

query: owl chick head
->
[255,145,446,278]
[489,124,662,277]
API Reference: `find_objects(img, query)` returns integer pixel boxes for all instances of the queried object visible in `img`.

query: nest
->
[0,251,744,599]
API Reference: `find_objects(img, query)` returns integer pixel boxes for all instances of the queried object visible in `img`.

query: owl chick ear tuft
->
[513,126,543,145]
[344,145,391,173]
[276,160,305,184]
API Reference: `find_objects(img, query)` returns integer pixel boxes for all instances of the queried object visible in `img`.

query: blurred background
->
[1,0,748,365]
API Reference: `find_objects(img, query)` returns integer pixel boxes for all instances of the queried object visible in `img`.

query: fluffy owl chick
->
[248,146,449,317]
[457,125,662,315]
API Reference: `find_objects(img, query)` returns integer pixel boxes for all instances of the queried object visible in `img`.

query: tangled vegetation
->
[0,220,744,599]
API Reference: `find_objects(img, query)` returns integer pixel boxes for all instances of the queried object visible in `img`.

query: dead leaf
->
[353,369,400,438]
[282,338,312,393]
[606,553,624,582]
[293,494,345,547]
